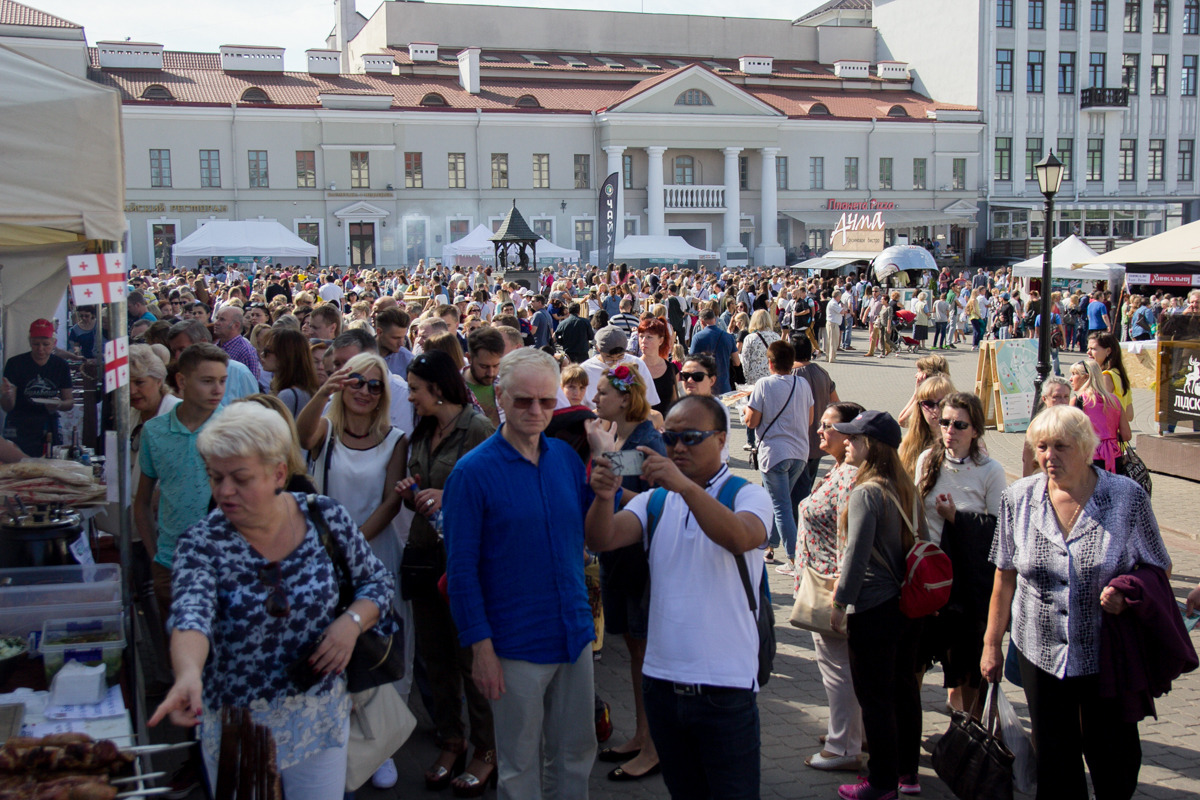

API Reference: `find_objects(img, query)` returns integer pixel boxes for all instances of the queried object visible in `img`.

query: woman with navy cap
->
[829,410,927,800]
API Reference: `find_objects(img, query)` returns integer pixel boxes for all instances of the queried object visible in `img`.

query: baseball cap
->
[594,326,628,355]
[832,410,902,450]
[29,319,55,339]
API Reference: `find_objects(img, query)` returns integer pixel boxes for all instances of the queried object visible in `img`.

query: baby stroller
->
[892,310,920,353]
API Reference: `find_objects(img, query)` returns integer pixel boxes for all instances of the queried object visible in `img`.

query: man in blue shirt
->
[690,309,740,394]
[1086,290,1111,334]
[444,348,597,799]
[529,295,555,349]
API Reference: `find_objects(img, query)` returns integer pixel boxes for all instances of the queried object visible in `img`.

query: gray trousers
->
[493,644,597,800]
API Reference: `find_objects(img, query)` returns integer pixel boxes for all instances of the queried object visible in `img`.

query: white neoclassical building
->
[5,0,986,269]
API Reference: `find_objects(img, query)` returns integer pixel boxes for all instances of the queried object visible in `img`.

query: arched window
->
[675,89,713,106]
[887,104,909,117]
[515,94,541,108]
[808,102,831,115]
[420,92,448,106]
[239,87,270,104]
[673,155,695,185]
[140,84,173,101]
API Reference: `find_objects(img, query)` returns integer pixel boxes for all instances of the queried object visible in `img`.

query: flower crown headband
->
[606,365,637,393]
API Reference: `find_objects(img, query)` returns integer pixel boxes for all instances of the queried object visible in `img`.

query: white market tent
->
[1013,235,1124,284]
[442,224,580,265]
[0,43,126,349]
[1075,219,1200,267]
[172,220,317,265]
[789,251,879,271]
[533,238,580,262]
[614,235,718,261]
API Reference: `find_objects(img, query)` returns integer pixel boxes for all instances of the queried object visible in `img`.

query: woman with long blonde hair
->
[1069,358,1130,472]
[898,374,955,477]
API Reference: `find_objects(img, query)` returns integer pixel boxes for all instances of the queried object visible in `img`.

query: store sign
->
[831,211,886,252]
[1169,355,1200,419]
[826,198,897,211]
[1126,272,1200,287]
[124,203,228,213]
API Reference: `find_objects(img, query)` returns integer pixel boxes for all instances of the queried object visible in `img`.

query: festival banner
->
[598,172,619,269]
[104,337,130,394]
[67,253,128,305]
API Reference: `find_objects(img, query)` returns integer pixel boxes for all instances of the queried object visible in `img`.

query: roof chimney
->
[409,43,438,62]
[738,56,773,75]
[220,45,285,73]
[96,41,164,69]
[458,47,480,94]
[362,54,394,74]
[307,49,340,75]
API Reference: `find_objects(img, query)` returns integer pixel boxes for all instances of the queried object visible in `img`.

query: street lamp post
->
[1034,151,1065,405]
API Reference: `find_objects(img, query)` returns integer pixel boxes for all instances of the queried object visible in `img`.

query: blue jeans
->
[643,677,760,800]
[762,458,805,561]
[933,321,949,348]
[790,456,823,518]
[841,317,854,349]
[971,319,985,347]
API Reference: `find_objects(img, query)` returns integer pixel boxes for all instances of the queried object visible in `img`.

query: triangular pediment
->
[942,199,980,215]
[334,201,389,219]
[607,66,784,117]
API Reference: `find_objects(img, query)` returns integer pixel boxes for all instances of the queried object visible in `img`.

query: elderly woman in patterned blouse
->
[981,404,1170,800]
[149,402,395,800]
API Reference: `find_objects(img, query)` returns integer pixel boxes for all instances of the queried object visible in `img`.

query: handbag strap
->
[756,376,797,443]
[307,494,355,611]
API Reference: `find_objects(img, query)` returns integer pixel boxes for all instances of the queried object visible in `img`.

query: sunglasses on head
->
[258,561,291,618]
[680,371,712,382]
[511,395,557,411]
[347,372,384,395]
[939,418,971,431]
[662,429,720,447]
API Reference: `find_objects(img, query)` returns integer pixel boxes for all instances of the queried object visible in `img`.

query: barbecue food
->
[0,737,132,774]
[0,774,117,798]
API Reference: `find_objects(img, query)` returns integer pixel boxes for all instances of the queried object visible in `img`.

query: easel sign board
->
[974,339,1039,432]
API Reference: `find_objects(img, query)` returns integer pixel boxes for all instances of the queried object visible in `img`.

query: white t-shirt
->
[747,374,814,469]
[826,298,844,326]
[625,466,774,690]
[580,354,661,407]
[318,283,344,304]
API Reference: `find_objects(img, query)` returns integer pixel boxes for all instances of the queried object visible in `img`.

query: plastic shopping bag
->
[987,685,1037,794]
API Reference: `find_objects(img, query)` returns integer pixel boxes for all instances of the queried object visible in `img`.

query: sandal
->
[425,740,468,791]
[452,749,497,798]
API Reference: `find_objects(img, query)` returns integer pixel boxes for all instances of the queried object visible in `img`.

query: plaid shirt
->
[218,335,261,381]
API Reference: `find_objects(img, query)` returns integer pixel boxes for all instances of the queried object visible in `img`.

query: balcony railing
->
[665,185,726,212]
[1080,87,1129,109]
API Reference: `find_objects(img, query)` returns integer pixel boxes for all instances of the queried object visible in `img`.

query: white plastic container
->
[0,565,122,643]
[40,615,125,682]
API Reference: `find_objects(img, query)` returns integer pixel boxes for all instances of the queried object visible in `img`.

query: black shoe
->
[162,761,202,800]
[598,747,640,763]
[608,763,662,781]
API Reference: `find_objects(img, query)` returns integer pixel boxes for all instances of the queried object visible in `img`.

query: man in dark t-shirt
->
[1,319,74,456]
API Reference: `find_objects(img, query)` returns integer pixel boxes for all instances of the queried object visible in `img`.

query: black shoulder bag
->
[748,376,796,471]
[307,495,407,693]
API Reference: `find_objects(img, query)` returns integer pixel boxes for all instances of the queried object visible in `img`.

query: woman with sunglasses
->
[914,392,1006,714]
[830,410,927,800]
[150,402,395,800]
[394,351,497,796]
[296,352,412,789]
[897,374,955,478]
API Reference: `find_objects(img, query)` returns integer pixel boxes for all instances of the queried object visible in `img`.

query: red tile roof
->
[0,0,80,28]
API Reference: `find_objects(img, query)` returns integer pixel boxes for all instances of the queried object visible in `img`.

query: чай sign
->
[831,212,886,252]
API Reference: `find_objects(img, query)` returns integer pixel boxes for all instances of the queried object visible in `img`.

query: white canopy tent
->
[0,43,126,349]
[1074,220,1200,267]
[613,235,718,261]
[1013,235,1124,284]
[171,220,317,267]
[533,238,580,263]
[442,224,580,265]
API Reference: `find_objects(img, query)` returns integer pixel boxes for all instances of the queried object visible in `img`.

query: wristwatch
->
[343,609,364,633]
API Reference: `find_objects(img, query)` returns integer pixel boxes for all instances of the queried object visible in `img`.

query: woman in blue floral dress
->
[149,403,395,800]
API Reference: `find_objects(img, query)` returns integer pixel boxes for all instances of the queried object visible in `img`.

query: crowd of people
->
[9,255,1191,800]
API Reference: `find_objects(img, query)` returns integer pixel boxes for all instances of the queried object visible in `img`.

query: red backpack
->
[871,490,954,619]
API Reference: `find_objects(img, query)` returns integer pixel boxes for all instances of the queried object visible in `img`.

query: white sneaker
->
[371,757,398,789]
[775,560,796,576]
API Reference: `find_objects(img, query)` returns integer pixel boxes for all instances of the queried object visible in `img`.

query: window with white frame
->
[448,153,466,188]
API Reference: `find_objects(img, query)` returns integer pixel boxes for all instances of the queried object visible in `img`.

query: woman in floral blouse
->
[150,403,395,800]
[797,401,865,773]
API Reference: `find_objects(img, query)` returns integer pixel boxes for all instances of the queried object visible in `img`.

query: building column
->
[755,146,785,266]
[604,145,626,243]
[721,147,746,264]
[645,146,667,237]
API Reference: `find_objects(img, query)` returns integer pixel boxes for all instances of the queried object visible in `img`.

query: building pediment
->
[606,65,784,117]
[942,199,980,215]
[334,201,389,219]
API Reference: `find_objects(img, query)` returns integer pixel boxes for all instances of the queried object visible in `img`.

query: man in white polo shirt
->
[585,394,773,798]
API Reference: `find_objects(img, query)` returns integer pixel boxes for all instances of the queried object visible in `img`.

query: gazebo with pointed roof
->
[490,201,539,270]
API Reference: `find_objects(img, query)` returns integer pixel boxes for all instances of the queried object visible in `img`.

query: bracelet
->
[343,609,364,633]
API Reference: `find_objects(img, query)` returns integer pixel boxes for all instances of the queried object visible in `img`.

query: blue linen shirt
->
[139,405,219,569]
[443,428,595,664]
[690,325,738,394]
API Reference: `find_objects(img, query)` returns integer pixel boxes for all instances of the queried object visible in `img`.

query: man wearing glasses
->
[585,394,773,798]
[444,349,598,799]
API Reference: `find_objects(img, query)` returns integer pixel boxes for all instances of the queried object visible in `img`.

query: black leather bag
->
[1117,445,1153,497]
[400,541,446,601]
[932,682,1014,800]
[307,495,407,693]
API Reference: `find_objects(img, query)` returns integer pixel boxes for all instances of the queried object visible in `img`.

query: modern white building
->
[866,0,1200,257]
[5,0,987,270]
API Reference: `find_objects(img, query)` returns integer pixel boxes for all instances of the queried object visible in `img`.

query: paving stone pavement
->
[361,326,1200,800]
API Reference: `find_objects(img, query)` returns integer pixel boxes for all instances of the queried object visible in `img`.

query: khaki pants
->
[826,322,840,362]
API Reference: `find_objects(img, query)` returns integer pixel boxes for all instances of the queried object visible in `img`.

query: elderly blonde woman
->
[295,352,411,789]
[149,403,395,800]
[982,404,1169,800]
[130,344,179,456]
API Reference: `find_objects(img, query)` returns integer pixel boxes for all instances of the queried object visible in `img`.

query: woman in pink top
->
[1069,358,1130,472]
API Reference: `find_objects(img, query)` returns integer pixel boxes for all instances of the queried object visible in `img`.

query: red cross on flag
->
[104,337,130,394]
[67,253,128,305]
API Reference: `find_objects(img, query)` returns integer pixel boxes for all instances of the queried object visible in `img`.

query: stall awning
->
[991,200,1170,213]
[789,252,879,270]
[781,210,978,229]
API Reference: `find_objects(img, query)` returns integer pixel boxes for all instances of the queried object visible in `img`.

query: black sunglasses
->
[347,372,384,395]
[680,371,712,382]
[919,399,941,411]
[512,395,557,410]
[662,429,720,447]
[258,562,291,618]
[939,418,971,431]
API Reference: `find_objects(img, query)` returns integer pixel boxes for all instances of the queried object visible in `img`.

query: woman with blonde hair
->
[1069,358,1130,472]
[424,331,466,371]
[898,374,955,477]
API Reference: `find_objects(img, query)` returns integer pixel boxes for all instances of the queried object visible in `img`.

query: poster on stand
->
[990,338,1039,433]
